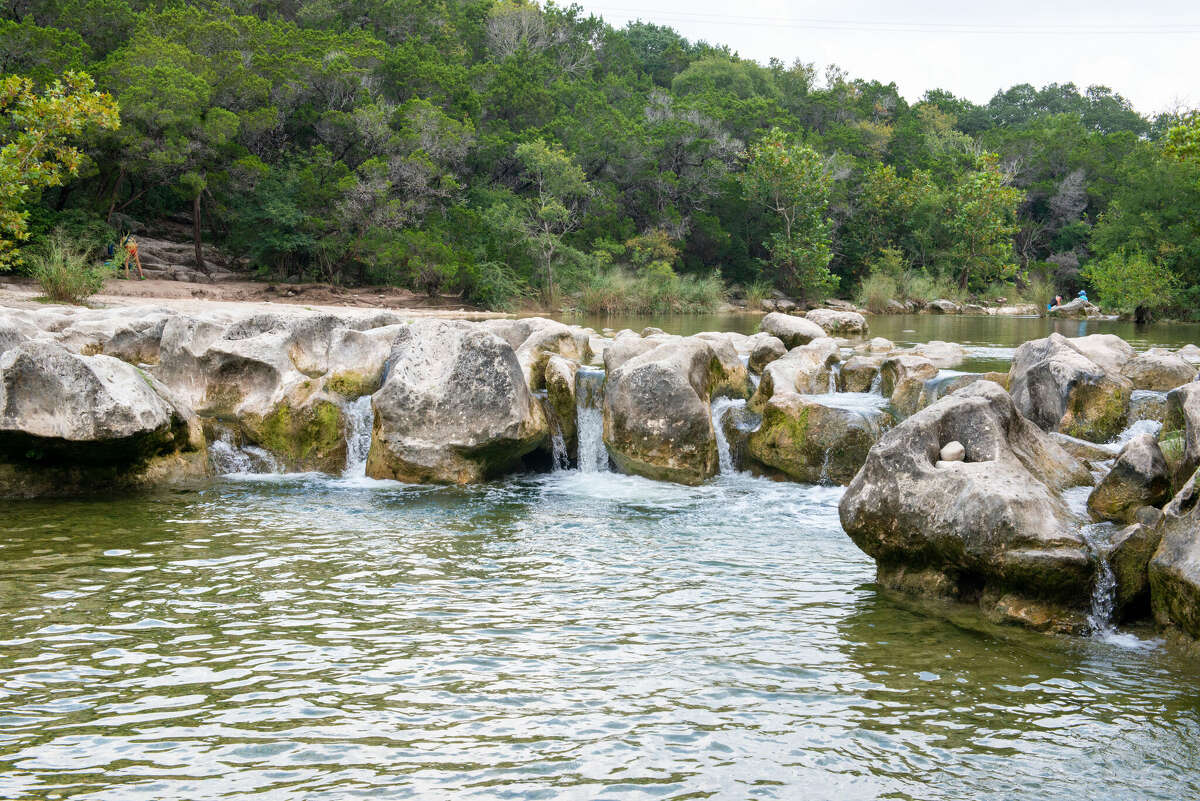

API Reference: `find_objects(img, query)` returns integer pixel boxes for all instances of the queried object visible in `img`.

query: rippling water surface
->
[3,470,1200,799]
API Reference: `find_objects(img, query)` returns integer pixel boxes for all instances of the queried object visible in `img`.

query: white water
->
[208,428,281,475]
[1111,418,1162,447]
[342,395,374,478]
[711,397,747,474]
[806,391,891,413]
[576,368,609,473]
[868,370,883,394]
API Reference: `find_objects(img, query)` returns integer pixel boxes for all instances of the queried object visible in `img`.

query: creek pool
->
[4,312,1200,799]
[2,468,1200,800]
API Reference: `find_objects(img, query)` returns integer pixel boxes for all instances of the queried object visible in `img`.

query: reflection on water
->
[2,471,1199,799]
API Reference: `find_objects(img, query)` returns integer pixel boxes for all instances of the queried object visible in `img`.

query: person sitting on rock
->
[121,235,144,280]
[1077,289,1088,303]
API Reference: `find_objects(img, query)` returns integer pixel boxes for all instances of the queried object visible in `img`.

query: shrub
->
[578,267,725,314]
[26,234,110,304]
[1081,250,1178,313]
[857,272,898,313]
[744,280,773,309]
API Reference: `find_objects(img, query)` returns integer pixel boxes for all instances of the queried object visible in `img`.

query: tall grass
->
[578,268,725,314]
[27,235,111,304]
[743,280,773,309]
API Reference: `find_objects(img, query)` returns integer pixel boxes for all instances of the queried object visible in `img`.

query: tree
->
[1163,112,1200,165]
[942,153,1022,290]
[0,70,118,268]
[739,127,834,298]
[515,138,590,303]
[1081,250,1177,314]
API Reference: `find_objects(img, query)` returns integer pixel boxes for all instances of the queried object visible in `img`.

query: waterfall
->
[575,368,608,473]
[208,426,280,475]
[711,397,746,474]
[827,361,841,394]
[868,369,883,395]
[342,395,374,478]
[1081,525,1117,635]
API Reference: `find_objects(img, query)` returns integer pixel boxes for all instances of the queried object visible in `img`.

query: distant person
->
[1077,289,1088,302]
[1055,295,1062,307]
[120,235,144,280]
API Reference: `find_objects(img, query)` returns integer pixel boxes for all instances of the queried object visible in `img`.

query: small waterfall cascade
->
[868,369,883,395]
[1079,523,1119,635]
[575,368,609,473]
[711,397,747,474]
[827,361,842,393]
[208,425,280,475]
[342,395,374,478]
[534,390,570,471]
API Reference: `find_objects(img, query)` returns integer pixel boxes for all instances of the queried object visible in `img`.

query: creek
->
[2,313,1200,799]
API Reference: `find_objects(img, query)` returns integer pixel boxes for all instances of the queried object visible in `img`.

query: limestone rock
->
[544,354,578,452]
[1008,332,1131,443]
[1121,349,1198,391]
[760,312,825,349]
[912,340,965,369]
[806,308,868,336]
[747,392,890,485]
[928,299,961,314]
[1047,297,1104,319]
[367,320,547,484]
[839,355,882,393]
[1110,521,1162,621]
[747,334,786,375]
[1068,334,1134,376]
[878,354,937,398]
[940,440,965,462]
[1148,471,1200,639]
[839,380,1095,633]
[602,338,719,484]
[750,338,840,410]
[1162,383,1200,487]
[1086,433,1172,523]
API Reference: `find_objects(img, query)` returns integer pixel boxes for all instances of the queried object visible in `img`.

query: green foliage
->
[1081,250,1178,313]
[579,268,724,314]
[0,71,118,268]
[8,1,1200,313]
[26,232,110,303]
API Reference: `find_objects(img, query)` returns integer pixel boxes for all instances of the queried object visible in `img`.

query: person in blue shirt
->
[1077,289,1088,302]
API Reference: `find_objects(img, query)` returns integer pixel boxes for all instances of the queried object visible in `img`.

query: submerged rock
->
[602,338,719,484]
[1086,433,1172,523]
[1008,333,1131,443]
[747,392,890,485]
[839,380,1095,633]
[367,320,547,484]
[760,312,825,349]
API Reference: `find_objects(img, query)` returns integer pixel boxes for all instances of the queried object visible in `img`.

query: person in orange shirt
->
[121,235,144,280]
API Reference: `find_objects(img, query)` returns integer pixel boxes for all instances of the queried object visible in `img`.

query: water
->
[2,473,1197,800]
[710,397,746,474]
[575,368,608,473]
[342,395,374,478]
[208,428,281,475]
[1082,525,1119,636]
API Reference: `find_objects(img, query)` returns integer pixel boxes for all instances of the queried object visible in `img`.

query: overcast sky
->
[576,0,1200,116]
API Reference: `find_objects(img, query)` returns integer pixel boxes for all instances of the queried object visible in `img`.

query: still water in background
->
[2,469,1200,800]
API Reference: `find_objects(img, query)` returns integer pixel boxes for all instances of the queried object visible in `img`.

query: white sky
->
[577,0,1200,116]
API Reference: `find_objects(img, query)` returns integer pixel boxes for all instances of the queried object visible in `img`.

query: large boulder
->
[602,338,719,484]
[760,312,825,349]
[839,380,1096,632]
[484,317,590,390]
[1148,471,1200,640]
[0,341,206,496]
[543,354,578,453]
[928,299,961,314]
[1121,349,1198,391]
[748,392,889,484]
[1047,297,1103,319]
[806,308,868,336]
[912,341,965,369]
[889,370,1009,420]
[1086,433,1172,523]
[366,320,547,484]
[839,355,882,393]
[1068,334,1134,376]
[1008,333,1132,443]
[1109,516,1164,621]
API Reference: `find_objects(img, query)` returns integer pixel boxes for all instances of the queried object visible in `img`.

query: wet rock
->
[1130,390,1169,425]
[839,380,1095,633]
[602,338,719,484]
[747,392,889,485]
[367,320,547,484]
[1087,433,1172,523]
[760,312,825,349]
[878,354,937,397]
[0,341,206,497]
[1008,333,1132,443]
[839,355,882,393]
[1121,349,1198,391]
[747,334,786,375]
[1048,432,1117,463]
[1148,471,1200,639]
[750,338,840,410]
[806,308,868,336]
[544,355,578,452]
[1110,521,1162,621]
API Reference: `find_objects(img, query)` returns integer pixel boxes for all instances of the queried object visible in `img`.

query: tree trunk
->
[192,192,209,275]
